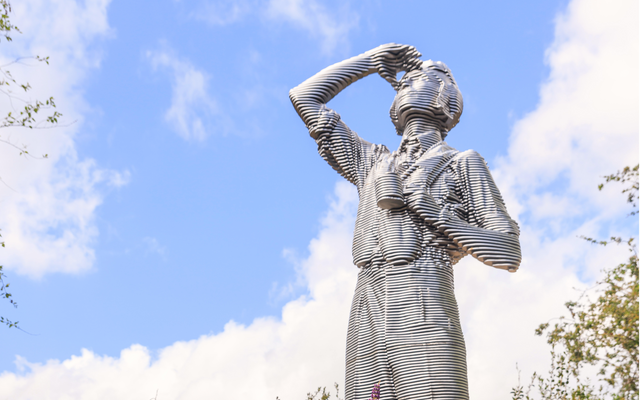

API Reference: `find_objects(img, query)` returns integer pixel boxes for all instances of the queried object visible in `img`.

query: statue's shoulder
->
[451,149,498,184]
[452,148,489,166]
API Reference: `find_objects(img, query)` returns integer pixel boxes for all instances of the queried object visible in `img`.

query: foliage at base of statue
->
[537,241,637,398]
[276,383,343,400]
[512,166,639,400]
[512,356,609,400]
[512,245,638,400]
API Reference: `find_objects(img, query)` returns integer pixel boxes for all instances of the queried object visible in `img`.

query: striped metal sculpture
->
[289,44,521,400]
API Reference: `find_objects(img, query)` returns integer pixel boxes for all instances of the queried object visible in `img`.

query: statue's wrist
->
[363,51,392,75]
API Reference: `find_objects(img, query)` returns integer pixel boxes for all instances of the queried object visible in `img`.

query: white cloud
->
[0,181,359,400]
[457,226,630,397]
[0,0,636,397]
[0,180,628,400]
[462,0,638,395]
[492,0,638,223]
[193,0,359,55]
[147,48,218,142]
[0,0,128,278]
[265,0,358,54]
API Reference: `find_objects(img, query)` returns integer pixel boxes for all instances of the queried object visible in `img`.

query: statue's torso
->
[353,142,466,269]
[346,143,470,399]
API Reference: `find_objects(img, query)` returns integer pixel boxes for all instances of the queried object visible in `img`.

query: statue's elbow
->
[490,260,520,273]
[486,244,521,273]
[288,88,298,104]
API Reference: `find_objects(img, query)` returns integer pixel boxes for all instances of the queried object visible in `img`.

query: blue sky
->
[0,0,637,398]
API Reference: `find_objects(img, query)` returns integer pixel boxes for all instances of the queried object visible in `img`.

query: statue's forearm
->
[407,191,521,272]
[289,53,376,128]
[437,218,521,271]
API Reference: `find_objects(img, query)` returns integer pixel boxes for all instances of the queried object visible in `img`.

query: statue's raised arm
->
[289,44,422,130]
[289,44,422,186]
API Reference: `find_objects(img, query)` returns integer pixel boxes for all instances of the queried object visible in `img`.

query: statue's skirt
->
[345,247,469,400]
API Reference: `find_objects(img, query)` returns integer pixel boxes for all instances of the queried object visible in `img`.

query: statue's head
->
[390,60,463,137]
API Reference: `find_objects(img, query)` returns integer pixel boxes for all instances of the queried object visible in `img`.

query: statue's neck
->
[396,119,444,162]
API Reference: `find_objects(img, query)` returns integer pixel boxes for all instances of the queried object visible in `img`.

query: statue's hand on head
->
[366,43,423,88]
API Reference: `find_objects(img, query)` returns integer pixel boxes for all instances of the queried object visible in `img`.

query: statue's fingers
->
[402,55,423,72]
[398,45,420,59]
[377,51,403,61]
[403,49,422,63]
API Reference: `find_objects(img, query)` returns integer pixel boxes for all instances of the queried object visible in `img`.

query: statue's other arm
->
[289,44,422,186]
[409,151,522,272]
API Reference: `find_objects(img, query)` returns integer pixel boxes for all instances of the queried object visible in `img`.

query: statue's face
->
[393,68,453,130]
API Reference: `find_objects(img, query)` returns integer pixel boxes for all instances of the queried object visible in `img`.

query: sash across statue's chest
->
[352,143,461,268]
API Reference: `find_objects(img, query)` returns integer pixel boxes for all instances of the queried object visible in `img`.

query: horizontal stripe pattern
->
[346,248,468,400]
[288,47,521,399]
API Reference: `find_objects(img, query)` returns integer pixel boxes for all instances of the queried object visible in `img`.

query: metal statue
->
[289,44,522,400]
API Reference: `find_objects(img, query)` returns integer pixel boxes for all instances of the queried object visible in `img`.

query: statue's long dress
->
[313,110,519,400]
